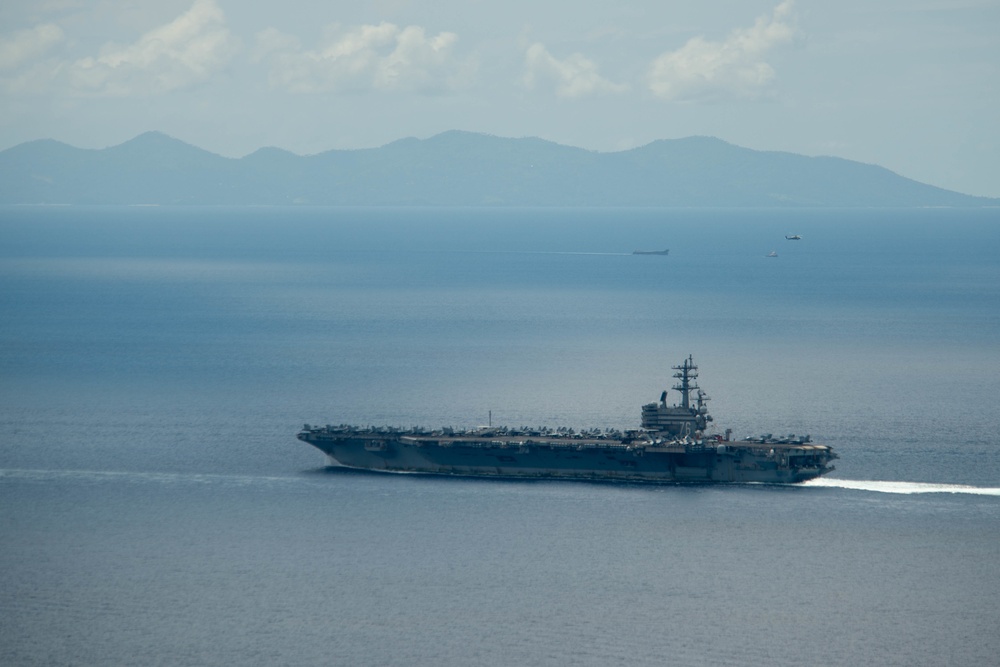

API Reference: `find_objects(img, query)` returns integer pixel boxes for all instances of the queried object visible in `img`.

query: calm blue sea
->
[2,206,999,666]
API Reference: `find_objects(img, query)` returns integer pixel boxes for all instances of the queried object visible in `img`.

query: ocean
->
[1,206,999,666]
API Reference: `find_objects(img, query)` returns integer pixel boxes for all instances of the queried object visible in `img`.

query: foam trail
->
[0,468,299,488]
[803,478,1000,496]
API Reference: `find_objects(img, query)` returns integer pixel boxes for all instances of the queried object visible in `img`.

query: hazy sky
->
[1,0,997,197]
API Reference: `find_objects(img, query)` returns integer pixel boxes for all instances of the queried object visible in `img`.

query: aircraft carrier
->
[297,356,837,484]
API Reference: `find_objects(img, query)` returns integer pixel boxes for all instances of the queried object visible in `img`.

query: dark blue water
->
[2,206,999,666]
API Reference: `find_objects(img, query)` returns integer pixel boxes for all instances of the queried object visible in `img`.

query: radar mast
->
[672,355,700,409]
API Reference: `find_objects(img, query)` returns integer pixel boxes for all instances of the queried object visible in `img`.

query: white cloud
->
[0,23,64,72]
[522,42,629,98]
[648,0,796,102]
[250,27,301,64]
[66,0,238,95]
[258,22,475,94]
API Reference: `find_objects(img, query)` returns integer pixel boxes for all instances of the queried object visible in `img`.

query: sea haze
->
[1,206,999,666]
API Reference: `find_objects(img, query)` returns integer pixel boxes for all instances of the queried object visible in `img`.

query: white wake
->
[803,478,1000,496]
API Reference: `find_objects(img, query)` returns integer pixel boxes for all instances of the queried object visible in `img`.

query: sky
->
[1,0,997,197]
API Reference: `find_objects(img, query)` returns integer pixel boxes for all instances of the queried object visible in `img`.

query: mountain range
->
[0,130,993,207]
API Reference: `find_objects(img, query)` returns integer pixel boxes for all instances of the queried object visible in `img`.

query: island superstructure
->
[297,356,837,484]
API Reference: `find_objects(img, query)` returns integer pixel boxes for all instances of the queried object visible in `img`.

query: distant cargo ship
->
[297,357,837,484]
[633,249,670,255]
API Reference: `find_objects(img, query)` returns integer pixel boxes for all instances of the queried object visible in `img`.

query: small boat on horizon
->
[785,234,802,240]
[766,250,778,257]
[633,249,670,256]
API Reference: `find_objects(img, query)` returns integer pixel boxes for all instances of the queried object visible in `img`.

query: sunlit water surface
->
[2,206,999,666]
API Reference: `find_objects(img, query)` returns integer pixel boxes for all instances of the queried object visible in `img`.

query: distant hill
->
[0,130,994,207]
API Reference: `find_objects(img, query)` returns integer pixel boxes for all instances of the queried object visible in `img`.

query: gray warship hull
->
[297,356,837,484]
[297,429,835,484]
